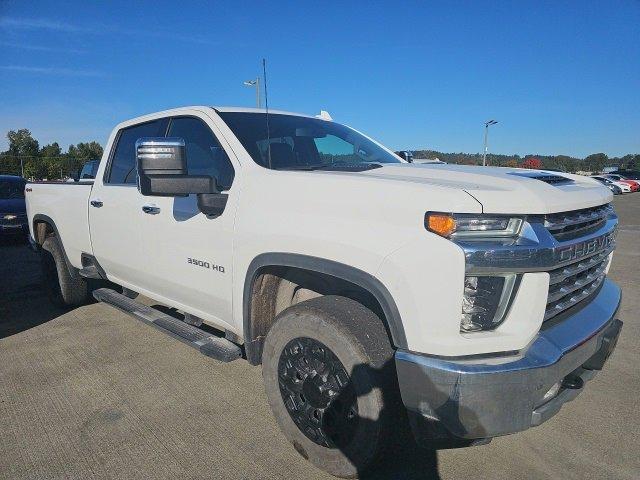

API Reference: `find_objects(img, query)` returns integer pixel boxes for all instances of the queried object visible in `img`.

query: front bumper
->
[396,279,622,440]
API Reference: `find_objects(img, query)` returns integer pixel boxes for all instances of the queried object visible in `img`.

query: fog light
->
[541,382,562,404]
[460,275,517,332]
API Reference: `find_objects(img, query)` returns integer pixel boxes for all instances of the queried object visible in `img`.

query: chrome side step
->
[93,288,242,362]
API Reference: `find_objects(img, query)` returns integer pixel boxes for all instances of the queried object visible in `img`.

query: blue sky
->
[1,0,639,157]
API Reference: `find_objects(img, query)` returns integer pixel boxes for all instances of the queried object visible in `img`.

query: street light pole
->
[243,78,261,108]
[483,119,498,166]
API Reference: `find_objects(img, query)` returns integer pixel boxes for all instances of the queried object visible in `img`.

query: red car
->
[604,174,640,192]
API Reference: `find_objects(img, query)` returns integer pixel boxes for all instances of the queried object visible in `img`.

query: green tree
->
[40,142,62,158]
[69,141,103,161]
[7,128,39,157]
[22,158,48,179]
[583,153,609,173]
[505,159,519,168]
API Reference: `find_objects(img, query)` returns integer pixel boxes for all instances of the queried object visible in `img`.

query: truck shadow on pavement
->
[0,235,65,338]
[313,358,484,479]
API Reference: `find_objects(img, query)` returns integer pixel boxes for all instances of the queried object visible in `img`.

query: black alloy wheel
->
[278,337,359,449]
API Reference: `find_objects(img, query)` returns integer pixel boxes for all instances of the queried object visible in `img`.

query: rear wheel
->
[262,295,400,478]
[41,235,88,307]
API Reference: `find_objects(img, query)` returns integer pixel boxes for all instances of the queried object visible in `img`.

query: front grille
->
[545,250,611,321]
[544,204,612,241]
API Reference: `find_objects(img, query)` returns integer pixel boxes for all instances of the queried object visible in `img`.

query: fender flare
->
[243,252,408,364]
[32,214,76,277]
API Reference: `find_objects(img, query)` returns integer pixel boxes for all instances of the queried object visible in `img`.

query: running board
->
[93,288,242,362]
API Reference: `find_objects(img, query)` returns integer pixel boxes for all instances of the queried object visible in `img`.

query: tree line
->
[412,149,639,173]
[1,128,638,179]
[0,129,103,180]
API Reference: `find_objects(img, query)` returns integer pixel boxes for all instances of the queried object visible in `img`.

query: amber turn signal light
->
[426,213,456,237]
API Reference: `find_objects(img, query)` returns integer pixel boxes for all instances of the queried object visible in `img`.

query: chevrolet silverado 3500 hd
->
[26,106,623,477]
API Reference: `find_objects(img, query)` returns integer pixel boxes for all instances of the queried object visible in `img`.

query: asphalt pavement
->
[1,194,638,479]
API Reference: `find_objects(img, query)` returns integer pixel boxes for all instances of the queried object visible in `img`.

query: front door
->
[139,112,239,332]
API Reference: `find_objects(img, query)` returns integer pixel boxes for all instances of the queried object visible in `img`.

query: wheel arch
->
[32,214,75,276]
[242,253,407,365]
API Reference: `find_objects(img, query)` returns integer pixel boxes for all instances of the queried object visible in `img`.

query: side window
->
[167,117,235,191]
[80,161,99,179]
[107,119,167,184]
[314,135,359,164]
[80,162,94,179]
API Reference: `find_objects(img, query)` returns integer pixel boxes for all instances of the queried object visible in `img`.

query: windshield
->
[217,112,402,170]
[0,179,26,199]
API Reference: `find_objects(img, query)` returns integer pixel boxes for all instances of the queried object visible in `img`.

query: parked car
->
[610,169,640,180]
[603,174,639,192]
[0,175,28,236]
[25,106,623,477]
[591,175,626,194]
[591,175,632,193]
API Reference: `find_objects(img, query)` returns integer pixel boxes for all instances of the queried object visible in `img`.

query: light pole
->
[243,78,261,108]
[482,119,498,166]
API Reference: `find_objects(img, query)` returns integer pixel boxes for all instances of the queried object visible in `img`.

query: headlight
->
[461,274,517,332]
[3,214,17,221]
[425,213,523,239]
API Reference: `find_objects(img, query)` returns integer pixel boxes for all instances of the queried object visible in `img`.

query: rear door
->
[89,118,168,288]
[139,112,239,330]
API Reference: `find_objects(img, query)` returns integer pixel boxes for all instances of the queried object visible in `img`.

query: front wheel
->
[262,296,401,478]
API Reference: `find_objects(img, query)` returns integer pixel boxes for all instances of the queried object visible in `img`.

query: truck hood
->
[358,164,612,214]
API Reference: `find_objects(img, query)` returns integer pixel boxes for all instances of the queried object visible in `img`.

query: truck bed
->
[25,181,94,268]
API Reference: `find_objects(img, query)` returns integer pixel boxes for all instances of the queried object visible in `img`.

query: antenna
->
[263,58,272,169]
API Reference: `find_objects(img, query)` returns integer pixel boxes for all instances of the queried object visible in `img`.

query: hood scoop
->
[508,171,574,185]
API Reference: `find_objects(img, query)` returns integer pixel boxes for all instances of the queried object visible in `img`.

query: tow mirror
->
[136,137,228,217]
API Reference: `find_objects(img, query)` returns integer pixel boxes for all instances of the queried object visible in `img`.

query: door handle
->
[142,205,161,215]
[90,199,103,208]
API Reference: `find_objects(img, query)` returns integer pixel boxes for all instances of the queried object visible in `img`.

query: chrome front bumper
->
[395,279,622,440]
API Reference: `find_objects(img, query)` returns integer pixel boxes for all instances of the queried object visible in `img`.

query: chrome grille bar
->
[545,204,613,241]
[544,275,605,321]
[548,246,614,286]
[547,259,609,304]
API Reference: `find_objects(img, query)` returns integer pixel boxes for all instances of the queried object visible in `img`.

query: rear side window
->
[80,161,99,179]
[167,117,235,191]
[106,119,168,184]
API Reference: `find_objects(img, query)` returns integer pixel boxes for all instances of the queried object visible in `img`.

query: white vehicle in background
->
[393,151,447,164]
[25,106,623,477]
[592,175,631,193]
[412,158,447,165]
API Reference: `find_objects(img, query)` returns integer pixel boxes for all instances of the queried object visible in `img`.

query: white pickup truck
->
[26,106,623,477]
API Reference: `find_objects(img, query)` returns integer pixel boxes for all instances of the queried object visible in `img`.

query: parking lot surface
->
[1,195,638,480]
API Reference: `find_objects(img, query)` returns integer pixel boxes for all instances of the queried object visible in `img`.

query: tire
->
[262,295,401,478]
[41,235,88,307]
